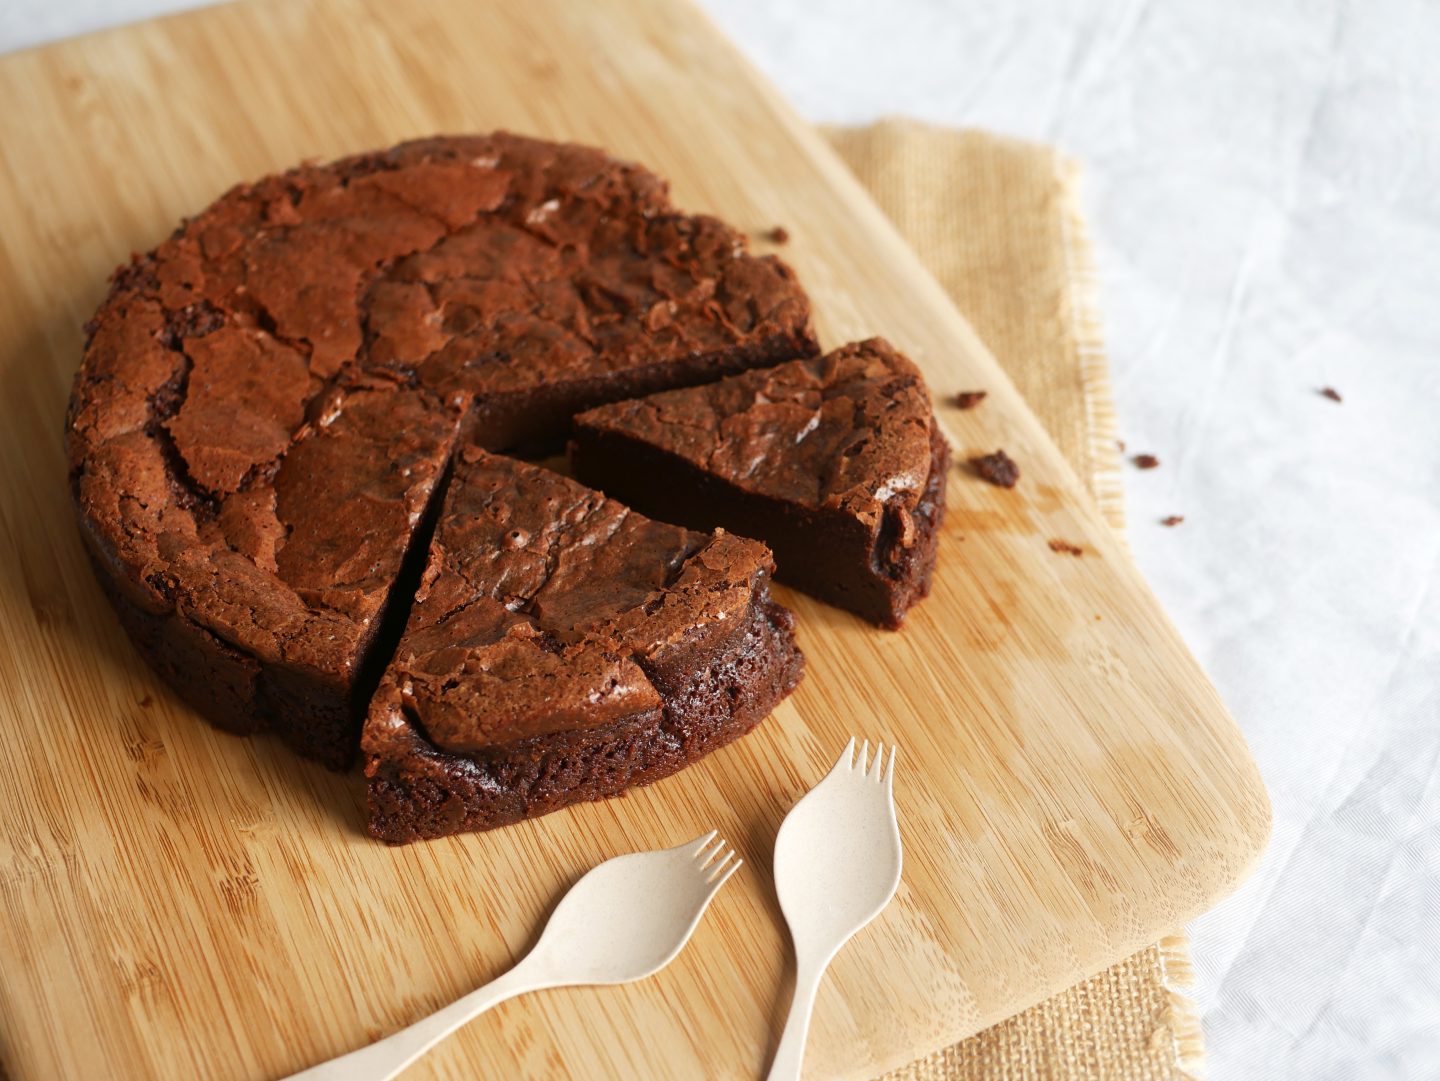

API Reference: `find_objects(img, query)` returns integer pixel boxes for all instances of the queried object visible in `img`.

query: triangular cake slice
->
[363,448,803,843]
[569,338,949,628]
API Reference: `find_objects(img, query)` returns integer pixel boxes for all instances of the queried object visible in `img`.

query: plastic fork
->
[282,832,741,1081]
[766,739,902,1081]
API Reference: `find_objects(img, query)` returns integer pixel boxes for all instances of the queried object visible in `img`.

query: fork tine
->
[695,834,725,867]
[843,736,857,770]
[710,849,741,883]
[859,738,870,774]
[885,744,898,788]
[711,855,742,888]
[706,848,737,883]
[689,829,718,858]
[867,744,884,781]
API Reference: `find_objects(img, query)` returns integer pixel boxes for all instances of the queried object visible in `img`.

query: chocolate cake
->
[364,450,803,842]
[67,132,816,772]
[570,338,949,627]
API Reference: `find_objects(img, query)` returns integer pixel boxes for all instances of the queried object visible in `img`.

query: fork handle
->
[765,959,827,1081]
[280,959,549,1081]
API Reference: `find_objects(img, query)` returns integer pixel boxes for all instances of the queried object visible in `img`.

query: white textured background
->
[5,2,1439,1078]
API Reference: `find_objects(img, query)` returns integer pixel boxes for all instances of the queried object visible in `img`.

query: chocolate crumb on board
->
[1048,539,1084,557]
[1116,439,1126,452]
[1133,453,1160,469]
[954,390,988,409]
[1320,386,1343,403]
[1160,515,1185,527]
[766,225,790,244]
[970,449,1020,488]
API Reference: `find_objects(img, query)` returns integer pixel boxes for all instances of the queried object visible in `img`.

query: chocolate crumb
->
[1160,515,1184,527]
[766,226,790,244]
[1320,386,1343,403]
[138,694,153,708]
[970,449,1020,488]
[1133,454,1160,469]
[1116,439,1126,452]
[1048,539,1084,557]
[955,390,988,409]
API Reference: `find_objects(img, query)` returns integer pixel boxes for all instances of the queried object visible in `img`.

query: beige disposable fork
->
[282,832,740,1081]
[766,739,902,1081]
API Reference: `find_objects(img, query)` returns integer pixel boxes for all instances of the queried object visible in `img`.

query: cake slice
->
[570,338,949,628]
[363,448,803,843]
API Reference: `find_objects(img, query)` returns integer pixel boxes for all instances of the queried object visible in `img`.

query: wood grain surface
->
[0,1,1270,1078]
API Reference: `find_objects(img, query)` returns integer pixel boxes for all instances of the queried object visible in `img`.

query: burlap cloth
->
[822,120,1206,1081]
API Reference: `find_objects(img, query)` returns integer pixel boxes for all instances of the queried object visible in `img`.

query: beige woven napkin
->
[822,119,1204,1081]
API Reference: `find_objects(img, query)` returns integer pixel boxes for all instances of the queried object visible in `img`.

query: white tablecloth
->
[6,1,1437,1077]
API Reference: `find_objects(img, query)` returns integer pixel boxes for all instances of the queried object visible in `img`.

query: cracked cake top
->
[573,338,938,530]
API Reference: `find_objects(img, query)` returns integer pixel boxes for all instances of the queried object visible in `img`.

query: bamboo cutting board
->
[0,2,1270,1078]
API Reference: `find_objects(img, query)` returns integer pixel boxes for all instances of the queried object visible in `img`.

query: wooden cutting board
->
[0,1,1270,1078]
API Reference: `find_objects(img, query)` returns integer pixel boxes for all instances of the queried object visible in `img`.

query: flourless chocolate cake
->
[364,449,803,842]
[570,338,949,627]
[67,133,816,775]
